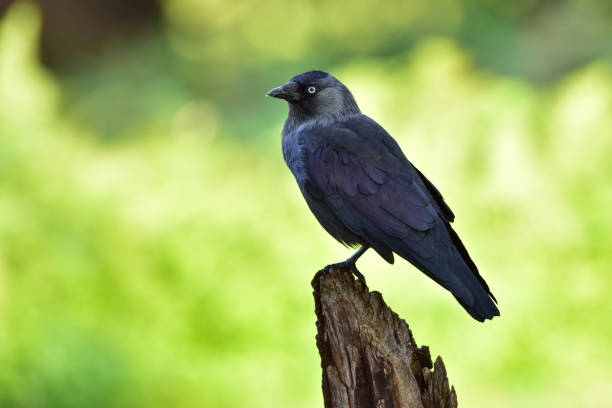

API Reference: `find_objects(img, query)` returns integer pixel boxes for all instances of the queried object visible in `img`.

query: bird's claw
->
[349,265,367,287]
[323,261,367,287]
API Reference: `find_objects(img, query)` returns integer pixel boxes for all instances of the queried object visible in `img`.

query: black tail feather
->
[445,224,498,304]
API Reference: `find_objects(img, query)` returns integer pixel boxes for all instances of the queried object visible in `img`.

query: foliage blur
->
[1,0,611,407]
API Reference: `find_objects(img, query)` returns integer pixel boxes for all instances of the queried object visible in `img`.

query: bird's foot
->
[350,265,367,287]
[323,261,367,287]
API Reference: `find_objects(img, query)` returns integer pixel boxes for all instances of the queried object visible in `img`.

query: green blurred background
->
[1,0,611,406]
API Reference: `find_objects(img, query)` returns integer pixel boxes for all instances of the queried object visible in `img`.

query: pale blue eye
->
[307,86,316,94]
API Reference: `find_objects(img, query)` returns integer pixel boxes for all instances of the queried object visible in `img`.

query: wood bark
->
[312,266,458,408]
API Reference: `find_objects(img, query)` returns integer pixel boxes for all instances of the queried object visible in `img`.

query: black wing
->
[301,115,499,321]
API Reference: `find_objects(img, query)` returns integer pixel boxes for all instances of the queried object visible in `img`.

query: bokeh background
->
[1,0,611,406]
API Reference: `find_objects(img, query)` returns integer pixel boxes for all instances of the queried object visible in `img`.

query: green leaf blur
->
[1,1,611,407]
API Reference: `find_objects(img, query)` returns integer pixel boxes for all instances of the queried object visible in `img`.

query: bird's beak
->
[266,81,299,101]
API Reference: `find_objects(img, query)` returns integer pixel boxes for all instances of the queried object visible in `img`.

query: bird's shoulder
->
[298,114,409,171]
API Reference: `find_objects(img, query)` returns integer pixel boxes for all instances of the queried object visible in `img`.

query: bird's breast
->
[282,130,308,184]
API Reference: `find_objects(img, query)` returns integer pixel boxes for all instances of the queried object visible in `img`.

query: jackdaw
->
[267,70,499,322]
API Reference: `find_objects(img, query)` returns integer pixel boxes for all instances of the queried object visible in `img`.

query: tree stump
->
[312,266,458,408]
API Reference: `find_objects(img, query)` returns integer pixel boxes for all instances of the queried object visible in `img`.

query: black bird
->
[267,70,499,322]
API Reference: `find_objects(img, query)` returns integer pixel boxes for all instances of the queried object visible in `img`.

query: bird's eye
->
[307,86,317,94]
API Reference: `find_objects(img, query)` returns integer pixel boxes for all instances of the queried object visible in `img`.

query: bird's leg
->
[324,245,370,286]
[326,245,369,268]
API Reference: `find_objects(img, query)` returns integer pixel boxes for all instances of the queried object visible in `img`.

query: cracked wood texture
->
[312,266,458,408]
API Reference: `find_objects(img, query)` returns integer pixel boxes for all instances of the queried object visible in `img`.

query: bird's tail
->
[444,225,499,322]
[452,279,499,322]
[393,223,499,322]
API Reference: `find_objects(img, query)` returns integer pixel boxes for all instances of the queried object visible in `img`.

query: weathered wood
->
[312,266,458,408]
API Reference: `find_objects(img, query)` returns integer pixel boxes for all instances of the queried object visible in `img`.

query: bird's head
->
[267,70,360,121]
